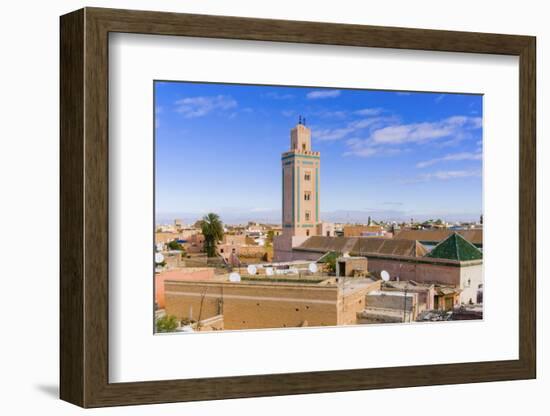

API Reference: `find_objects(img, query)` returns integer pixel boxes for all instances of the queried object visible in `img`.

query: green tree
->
[323,252,339,274]
[156,315,179,333]
[265,230,275,247]
[167,240,185,251]
[200,212,224,257]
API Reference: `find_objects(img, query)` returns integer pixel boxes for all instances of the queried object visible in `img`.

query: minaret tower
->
[282,116,320,237]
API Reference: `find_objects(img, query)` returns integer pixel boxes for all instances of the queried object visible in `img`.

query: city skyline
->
[155,81,483,224]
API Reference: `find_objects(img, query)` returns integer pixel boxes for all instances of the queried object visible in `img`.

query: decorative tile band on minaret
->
[281,117,321,237]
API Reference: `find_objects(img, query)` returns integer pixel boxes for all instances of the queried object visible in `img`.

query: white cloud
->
[314,116,395,141]
[344,145,379,157]
[422,170,481,180]
[369,116,481,145]
[403,170,481,184]
[342,115,481,158]
[354,108,383,116]
[315,110,348,119]
[416,151,482,168]
[306,90,341,99]
[439,170,479,179]
[315,126,354,141]
[264,92,294,100]
[343,136,404,158]
[174,95,237,118]
[435,94,446,103]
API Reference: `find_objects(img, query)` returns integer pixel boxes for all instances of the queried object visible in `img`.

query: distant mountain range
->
[156,209,481,226]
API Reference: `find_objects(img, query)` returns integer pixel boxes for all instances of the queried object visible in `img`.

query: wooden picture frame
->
[60,7,536,408]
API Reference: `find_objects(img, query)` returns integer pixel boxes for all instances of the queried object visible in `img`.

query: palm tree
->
[200,213,224,257]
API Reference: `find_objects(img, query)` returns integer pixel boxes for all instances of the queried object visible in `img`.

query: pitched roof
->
[296,236,427,257]
[394,229,483,245]
[298,236,358,253]
[352,238,428,257]
[425,232,483,261]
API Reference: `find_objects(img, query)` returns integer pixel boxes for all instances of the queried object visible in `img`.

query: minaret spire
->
[282,121,320,238]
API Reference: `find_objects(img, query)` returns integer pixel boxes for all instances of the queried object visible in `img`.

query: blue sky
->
[155,81,482,224]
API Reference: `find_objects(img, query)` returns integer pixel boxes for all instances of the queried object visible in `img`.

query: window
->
[306,230,310,236]
[304,171,311,181]
[305,211,311,221]
[304,191,311,201]
[302,143,306,151]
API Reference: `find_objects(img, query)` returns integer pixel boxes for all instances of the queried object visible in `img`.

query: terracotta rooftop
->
[296,236,428,257]
[353,238,428,257]
[394,228,483,245]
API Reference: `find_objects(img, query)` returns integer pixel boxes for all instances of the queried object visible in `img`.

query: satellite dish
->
[381,270,390,282]
[229,272,241,282]
[247,265,257,275]
[308,263,318,273]
[266,267,274,276]
[155,252,164,264]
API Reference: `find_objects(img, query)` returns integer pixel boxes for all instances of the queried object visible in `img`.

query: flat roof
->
[341,278,378,296]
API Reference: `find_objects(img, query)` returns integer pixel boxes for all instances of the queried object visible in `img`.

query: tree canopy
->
[167,240,185,251]
[200,213,224,257]
[155,315,179,333]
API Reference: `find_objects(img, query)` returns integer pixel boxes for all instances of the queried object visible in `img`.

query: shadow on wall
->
[34,384,58,399]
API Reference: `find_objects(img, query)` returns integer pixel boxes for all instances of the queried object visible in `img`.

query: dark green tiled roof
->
[425,232,482,261]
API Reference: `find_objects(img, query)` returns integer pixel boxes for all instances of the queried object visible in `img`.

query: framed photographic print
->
[60,7,536,408]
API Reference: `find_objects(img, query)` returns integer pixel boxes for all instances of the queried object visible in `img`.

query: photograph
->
[45,2,539,410]
[153,81,484,333]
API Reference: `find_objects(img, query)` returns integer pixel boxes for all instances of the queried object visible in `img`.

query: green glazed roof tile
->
[425,232,482,261]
